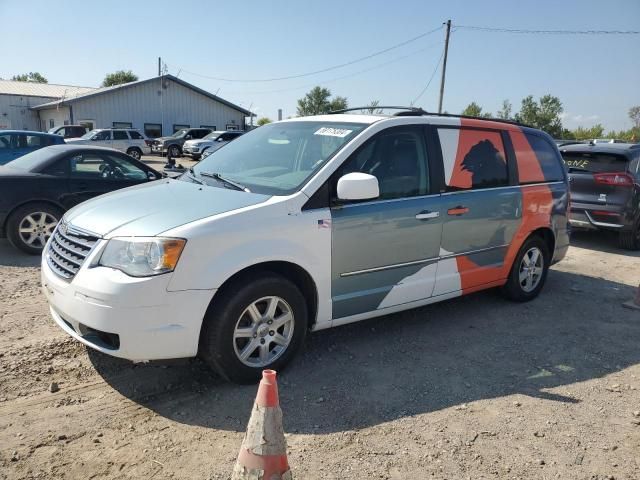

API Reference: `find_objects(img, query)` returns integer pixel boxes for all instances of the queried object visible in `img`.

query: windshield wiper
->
[200,171,251,192]
[183,167,204,184]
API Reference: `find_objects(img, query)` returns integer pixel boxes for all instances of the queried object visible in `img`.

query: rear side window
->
[438,128,508,191]
[113,131,128,140]
[561,152,630,174]
[525,133,565,182]
[129,131,143,140]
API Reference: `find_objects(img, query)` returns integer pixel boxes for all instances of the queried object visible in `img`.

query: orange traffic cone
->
[623,283,640,311]
[231,370,292,480]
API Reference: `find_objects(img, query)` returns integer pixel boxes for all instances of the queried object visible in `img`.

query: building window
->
[49,119,54,128]
[113,122,132,128]
[173,124,190,133]
[201,125,216,130]
[226,123,240,131]
[144,123,162,139]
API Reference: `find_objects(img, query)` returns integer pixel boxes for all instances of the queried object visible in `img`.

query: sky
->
[2,0,639,131]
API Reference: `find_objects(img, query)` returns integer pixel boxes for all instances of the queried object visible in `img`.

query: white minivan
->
[42,111,569,383]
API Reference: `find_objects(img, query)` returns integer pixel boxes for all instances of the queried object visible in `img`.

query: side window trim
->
[502,130,519,186]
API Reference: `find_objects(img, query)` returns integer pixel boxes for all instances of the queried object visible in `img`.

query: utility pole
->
[437,19,451,114]
[158,57,161,77]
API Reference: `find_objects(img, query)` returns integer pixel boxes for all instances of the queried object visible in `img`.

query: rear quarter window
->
[523,133,565,182]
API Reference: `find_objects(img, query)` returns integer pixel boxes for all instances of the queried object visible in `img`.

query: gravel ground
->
[0,219,639,479]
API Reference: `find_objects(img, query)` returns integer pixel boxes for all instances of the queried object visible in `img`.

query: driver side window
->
[68,153,111,178]
[334,126,429,201]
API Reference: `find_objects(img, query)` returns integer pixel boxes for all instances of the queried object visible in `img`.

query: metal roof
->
[31,75,254,116]
[0,79,95,99]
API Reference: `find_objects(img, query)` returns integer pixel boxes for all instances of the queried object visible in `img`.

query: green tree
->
[515,95,563,137]
[11,72,48,83]
[461,102,492,118]
[496,99,513,120]
[569,124,605,140]
[296,87,348,116]
[629,106,640,128]
[256,117,272,126]
[102,70,138,87]
[361,100,383,114]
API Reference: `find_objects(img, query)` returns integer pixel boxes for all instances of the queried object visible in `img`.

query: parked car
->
[48,125,89,139]
[150,128,213,157]
[66,129,151,160]
[0,144,162,254]
[0,130,65,165]
[560,142,640,249]
[182,130,244,160]
[42,110,569,383]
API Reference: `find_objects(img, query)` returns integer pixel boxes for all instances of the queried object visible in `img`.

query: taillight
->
[593,172,634,187]
[144,140,153,146]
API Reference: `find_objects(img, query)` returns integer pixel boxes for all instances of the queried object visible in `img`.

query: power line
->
[222,42,443,96]
[169,25,443,83]
[412,48,445,105]
[456,25,640,35]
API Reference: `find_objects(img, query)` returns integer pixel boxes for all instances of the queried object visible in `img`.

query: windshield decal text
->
[314,127,353,138]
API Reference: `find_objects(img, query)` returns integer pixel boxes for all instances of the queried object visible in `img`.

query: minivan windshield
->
[190,121,367,195]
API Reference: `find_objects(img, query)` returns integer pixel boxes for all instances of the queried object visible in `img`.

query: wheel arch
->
[205,260,319,330]
[529,226,556,259]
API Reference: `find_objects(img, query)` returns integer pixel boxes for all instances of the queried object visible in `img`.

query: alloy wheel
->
[232,296,295,367]
[519,247,544,293]
[18,212,58,248]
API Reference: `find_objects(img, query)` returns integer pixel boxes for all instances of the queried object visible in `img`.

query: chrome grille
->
[46,221,99,280]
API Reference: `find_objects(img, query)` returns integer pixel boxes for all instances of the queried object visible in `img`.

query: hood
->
[64,178,271,237]
[64,137,86,143]
[155,136,181,143]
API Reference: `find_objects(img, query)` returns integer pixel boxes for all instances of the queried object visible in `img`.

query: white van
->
[42,110,569,383]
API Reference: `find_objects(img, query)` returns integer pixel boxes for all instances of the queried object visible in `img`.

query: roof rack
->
[328,106,529,128]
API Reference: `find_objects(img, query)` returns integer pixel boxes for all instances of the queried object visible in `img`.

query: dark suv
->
[150,128,212,157]
[561,143,640,249]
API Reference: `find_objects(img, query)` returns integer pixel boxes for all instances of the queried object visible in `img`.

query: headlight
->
[99,237,186,277]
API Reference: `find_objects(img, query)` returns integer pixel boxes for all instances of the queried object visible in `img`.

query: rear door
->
[561,150,633,218]
[111,130,130,152]
[434,124,520,295]
[330,125,444,319]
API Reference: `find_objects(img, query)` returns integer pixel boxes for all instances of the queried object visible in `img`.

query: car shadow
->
[0,239,41,267]
[88,269,640,434]
[570,229,640,257]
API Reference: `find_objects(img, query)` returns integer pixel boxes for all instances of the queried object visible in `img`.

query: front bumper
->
[151,144,166,154]
[41,248,214,361]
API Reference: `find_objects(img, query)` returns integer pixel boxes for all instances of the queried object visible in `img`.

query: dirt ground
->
[1,221,639,479]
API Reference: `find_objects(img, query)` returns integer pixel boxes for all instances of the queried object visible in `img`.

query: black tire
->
[126,147,142,160]
[7,203,63,255]
[199,273,308,384]
[618,221,640,250]
[168,145,181,158]
[501,235,550,302]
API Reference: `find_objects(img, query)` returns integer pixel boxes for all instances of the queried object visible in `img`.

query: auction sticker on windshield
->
[314,127,353,138]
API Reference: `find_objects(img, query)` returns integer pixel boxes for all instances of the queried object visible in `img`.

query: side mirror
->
[185,135,192,140]
[147,171,159,180]
[91,136,99,141]
[337,172,379,201]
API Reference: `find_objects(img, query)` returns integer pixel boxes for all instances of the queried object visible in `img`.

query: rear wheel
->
[199,273,308,384]
[126,147,142,160]
[502,235,550,302]
[7,203,62,255]
[618,221,640,250]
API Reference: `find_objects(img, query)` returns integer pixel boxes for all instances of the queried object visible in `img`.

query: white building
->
[0,80,93,130]
[0,75,252,138]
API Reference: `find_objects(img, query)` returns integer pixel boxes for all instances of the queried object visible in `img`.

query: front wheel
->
[502,235,550,302]
[7,203,62,255]
[199,273,308,384]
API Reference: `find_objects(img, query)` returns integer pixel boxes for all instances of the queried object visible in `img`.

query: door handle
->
[447,206,469,216]
[415,210,440,220]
